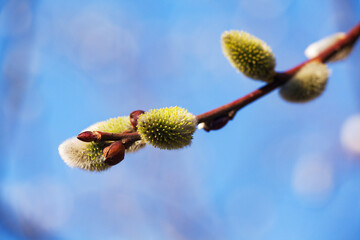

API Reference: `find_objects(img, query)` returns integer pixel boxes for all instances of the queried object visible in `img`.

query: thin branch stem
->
[77,131,141,142]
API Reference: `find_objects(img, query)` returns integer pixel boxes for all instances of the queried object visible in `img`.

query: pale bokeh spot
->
[292,154,334,203]
[341,114,360,155]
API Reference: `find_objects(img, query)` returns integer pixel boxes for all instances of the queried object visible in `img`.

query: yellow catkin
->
[222,31,276,82]
[137,107,197,150]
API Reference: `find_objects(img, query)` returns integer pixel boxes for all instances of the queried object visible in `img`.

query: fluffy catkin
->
[279,62,329,103]
[137,107,197,150]
[305,32,355,62]
[222,31,276,82]
[59,116,146,171]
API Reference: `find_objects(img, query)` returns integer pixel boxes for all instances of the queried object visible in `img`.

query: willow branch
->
[78,22,360,140]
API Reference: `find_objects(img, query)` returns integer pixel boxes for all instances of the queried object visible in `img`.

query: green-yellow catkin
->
[279,61,330,103]
[59,137,109,172]
[137,106,197,150]
[222,31,276,82]
[58,116,146,172]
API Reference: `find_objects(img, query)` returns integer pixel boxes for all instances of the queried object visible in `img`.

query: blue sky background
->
[0,0,360,239]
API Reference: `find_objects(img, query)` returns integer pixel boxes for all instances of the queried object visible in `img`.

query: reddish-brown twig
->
[77,131,141,142]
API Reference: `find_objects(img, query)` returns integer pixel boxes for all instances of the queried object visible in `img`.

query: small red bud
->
[204,116,229,131]
[129,110,145,130]
[77,131,101,142]
[103,141,125,166]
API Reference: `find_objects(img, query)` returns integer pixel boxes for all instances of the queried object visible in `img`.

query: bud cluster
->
[59,107,197,171]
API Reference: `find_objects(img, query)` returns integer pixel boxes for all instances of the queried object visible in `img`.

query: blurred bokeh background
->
[1,0,360,239]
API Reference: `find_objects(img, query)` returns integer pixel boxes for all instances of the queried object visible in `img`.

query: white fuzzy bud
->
[305,32,354,62]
